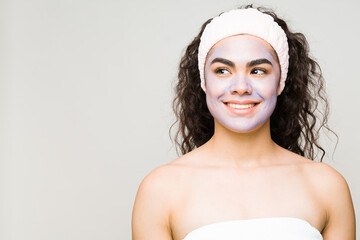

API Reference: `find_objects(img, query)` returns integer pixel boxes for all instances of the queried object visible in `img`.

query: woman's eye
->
[251,68,267,75]
[215,68,230,75]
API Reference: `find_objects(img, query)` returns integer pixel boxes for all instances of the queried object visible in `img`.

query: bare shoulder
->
[301,161,356,239]
[301,161,351,194]
[138,163,181,190]
[282,150,353,209]
[133,162,186,213]
[301,161,346,182]
[280,148,348,186]
[299,160,351,201]
[136,149,200,195]
[132,164,183,240]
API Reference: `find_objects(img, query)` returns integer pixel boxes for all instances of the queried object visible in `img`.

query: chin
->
[228,125,263,133]
[218,119,269,134]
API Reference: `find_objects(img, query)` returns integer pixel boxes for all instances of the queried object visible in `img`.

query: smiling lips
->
[223,100,260,115]
[227,103,255,109]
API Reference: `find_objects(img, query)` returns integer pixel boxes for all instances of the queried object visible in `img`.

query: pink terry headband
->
[198,8,289,95]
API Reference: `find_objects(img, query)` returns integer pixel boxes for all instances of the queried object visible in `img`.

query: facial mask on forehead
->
[198,8,289,95]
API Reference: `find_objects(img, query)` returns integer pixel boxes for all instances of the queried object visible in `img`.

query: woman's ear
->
[201,81,207,93]
[277,79,285,96]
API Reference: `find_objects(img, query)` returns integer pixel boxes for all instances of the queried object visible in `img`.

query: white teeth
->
[227,103,256,109]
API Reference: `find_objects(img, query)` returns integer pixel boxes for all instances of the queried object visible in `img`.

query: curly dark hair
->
[170,4,336,161]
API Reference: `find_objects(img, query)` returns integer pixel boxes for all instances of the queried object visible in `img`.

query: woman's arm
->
[321,163,356,240]
[132,166,173,240]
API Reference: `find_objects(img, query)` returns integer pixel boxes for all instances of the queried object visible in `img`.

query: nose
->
[229,74,252,95]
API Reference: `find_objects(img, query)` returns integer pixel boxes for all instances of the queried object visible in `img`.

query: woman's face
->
[204,34,281,133]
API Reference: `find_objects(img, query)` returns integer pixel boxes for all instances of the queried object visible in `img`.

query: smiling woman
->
[132,4,356,240]
[204,35,280,133]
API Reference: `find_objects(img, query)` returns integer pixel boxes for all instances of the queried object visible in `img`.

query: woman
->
[132,5,356,240]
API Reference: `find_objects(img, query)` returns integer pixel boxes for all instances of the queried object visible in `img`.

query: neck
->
[205,119,279,169]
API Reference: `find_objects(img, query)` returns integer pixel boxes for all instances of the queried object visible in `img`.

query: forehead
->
[206,34,278,63]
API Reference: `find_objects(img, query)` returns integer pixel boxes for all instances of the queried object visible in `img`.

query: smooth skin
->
[132,35,356,240]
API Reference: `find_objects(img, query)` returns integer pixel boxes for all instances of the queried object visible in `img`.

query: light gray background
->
[0,0,359,239]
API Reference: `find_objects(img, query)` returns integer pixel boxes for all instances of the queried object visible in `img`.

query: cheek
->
[205,77,229,117]
[254,80,278,117]
[205,76,229,99]
[253,76,279,99]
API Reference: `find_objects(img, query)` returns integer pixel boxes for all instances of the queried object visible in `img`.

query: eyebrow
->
[210,57,273,68]
[210,58,235,68]
[246,58,273,68]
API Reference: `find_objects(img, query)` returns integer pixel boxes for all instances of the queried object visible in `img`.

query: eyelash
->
[251,68,268,75]
[214,67,268,75]
[214,68,230,75]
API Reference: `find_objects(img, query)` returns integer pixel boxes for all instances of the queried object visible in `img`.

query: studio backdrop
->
[0,0,359,239]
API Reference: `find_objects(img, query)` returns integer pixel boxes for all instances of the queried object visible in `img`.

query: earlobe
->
[277,81,285,96]
[201,81,207,93]
[276,84,281,96]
